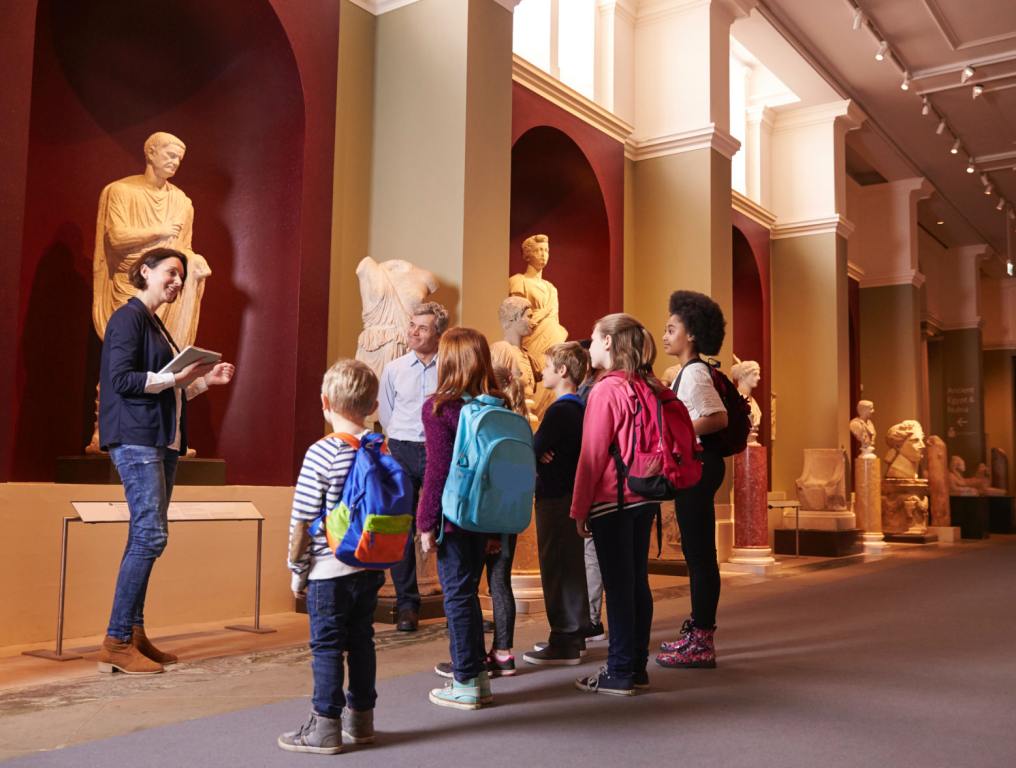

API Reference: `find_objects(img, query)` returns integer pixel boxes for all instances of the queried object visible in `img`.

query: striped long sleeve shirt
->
[287,433,365,586]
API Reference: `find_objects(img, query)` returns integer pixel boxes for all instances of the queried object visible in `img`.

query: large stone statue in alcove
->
[509,234,567,418]
[87,132,211,453]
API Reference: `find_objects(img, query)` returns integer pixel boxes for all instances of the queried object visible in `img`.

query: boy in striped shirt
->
[278,360,384,755]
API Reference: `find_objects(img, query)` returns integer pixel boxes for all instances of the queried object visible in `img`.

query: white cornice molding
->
[351,0,521,14]
[940,318,983,332]
[859,270,927,289]
[599,0,638,24]
[732,190,777,229]
[772,215,855,240]
[512,55,633,144]
[847,261,866,282]
[635,0,755,27]
[772,100,866,133]
[626,124,741,161]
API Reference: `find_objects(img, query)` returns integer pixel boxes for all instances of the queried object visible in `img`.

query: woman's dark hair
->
[128,247,188,290]
[668,290,725,356]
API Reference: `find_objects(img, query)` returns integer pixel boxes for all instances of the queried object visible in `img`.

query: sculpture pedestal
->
[773,528,862,557]
[508,516,545,614]
[927,526,961,543]
[883,531,938,544]
[854,454,884,553]
[950,496,991,539]
[728,444,776,575]
[782,509,856,531]
[988,496,1016,533]
[881,478,929,536]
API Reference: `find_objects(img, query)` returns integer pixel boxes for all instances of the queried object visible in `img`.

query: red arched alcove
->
[510,127,611,340]
[732,223,771,453]
[12,0,307,484]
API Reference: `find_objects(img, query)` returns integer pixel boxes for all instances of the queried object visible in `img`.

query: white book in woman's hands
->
[159,346,222,375]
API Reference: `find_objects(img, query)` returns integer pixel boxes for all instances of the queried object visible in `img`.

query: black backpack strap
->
[672,357,707,395]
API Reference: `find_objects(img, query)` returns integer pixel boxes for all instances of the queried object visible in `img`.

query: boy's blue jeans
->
[308,570,385,718]
[107,445,178,641]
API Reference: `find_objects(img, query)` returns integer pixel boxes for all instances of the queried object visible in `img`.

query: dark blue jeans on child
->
[308,570,385,718]
[437,528,488,682]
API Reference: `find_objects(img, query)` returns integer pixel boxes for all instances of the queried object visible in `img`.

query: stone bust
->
[490,296,538,416]
[884,420,926,479]
[730,358,762,445]
[849,400,877,458]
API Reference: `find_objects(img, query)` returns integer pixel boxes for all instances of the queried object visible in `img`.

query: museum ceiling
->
[755,0,1016,255]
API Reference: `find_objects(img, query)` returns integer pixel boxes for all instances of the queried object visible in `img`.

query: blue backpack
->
[440,395,536,540]
[311,432,414,569]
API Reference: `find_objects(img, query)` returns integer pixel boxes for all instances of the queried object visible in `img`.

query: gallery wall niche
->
[509,126,611,340]
[731,218,771,454]
[8,0,339,485]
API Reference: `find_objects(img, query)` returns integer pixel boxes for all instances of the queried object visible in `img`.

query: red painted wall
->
[731,212,772,455]
[510,83,624,337]
[4,0,338,485]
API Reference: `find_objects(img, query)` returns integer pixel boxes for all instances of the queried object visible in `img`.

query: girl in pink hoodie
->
[570,313,663,696]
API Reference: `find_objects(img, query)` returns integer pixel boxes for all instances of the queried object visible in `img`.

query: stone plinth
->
[729,444,776,574]
[783,509,857,531]
[881,478,929,534]
[853,454,885,553]
[926,436,950,526]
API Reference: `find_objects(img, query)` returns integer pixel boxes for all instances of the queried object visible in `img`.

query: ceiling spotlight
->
[972,85,984,99]
[852,7,865,31]
[997,198,1006,211]
[961,66,975,83]
[901,73,911,91]
[985,184,993,196]
[936,119,947,135]
[921,98,931,116]
[950,138,961,154]
[980,173,990,186]
[967,158,976,173]
[875,41,888,61]
[936,220,945,225]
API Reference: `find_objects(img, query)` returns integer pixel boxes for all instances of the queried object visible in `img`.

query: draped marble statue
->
[508,234,567,418]
[354,256,438,381]
[87,132,210,453]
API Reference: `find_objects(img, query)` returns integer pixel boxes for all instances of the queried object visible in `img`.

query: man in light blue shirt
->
[378,301,448,630]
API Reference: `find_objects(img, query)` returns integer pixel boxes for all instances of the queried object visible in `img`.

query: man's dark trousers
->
[387,439,425,614]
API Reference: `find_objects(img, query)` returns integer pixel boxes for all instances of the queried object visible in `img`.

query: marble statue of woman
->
[87,132,211,453]
[354,256,438,381]
[490,296,538,425]
[508,234,567,417]
[883,420,926,479]
[849,400,877,458]
[730,358,762,445]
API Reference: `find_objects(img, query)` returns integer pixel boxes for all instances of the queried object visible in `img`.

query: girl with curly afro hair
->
[656,290,728,671]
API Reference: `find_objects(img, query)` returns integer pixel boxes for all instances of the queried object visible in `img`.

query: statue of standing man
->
[508,234,567,418]
[87,132,211,452]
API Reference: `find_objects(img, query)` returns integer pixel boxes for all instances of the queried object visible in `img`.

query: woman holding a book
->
[95,247,234,675]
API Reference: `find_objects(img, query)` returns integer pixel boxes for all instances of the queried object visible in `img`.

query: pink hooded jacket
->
[569,374,650,521]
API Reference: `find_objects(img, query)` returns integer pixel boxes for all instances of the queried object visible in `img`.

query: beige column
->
[849,178,934,432]
[368,0,514,341]
[744,105,774,209]
[769,101,864,496]
[594,0,636,124]
[627,0,756,561]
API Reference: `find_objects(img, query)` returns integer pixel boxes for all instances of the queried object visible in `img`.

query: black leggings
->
[484,534,517,650]
[674,451,725,629]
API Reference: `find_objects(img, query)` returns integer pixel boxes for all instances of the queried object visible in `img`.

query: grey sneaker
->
[277,712,343,754]
[341,708,374,744]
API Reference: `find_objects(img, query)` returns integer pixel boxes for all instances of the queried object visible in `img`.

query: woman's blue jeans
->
[106,445,179,641]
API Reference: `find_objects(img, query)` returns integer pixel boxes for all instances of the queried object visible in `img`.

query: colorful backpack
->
[440,394,536,540]
[674,358,751,457]
[312,432,414,569]
[604,372,703,503]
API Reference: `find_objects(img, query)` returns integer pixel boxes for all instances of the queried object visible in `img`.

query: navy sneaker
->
[574,665,634,696]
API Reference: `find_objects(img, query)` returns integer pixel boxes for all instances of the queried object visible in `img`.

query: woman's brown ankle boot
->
[97,635,164,675]
[132,625,178,665]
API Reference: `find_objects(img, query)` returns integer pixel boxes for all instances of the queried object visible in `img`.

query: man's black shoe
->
[396,610,419,632]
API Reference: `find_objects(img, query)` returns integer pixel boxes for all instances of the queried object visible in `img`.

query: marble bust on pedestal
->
[849,400,877,458]
[881,420,932,536]
[883,420,925,479]
[731,358,762,446]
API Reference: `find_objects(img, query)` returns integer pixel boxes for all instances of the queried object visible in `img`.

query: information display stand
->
[23,501,273,663]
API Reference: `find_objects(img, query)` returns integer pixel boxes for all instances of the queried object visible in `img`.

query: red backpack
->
[603,372,703,503]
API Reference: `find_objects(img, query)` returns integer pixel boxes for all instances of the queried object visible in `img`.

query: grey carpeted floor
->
[6,540,1016,768]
